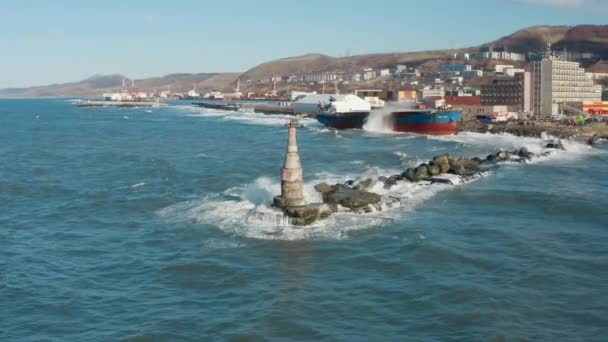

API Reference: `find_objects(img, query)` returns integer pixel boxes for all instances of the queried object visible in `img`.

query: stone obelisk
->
[274,119,306,209]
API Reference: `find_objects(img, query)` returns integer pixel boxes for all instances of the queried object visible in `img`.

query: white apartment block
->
[532,58,602,116]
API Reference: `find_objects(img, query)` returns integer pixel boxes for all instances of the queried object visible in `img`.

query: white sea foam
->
[158,129,593,241]
[429,131,593,163]
[158,166,489,241]
[179,106,317,127]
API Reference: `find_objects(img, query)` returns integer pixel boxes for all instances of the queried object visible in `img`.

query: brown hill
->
[240,25,608,82]
[484,25,608,58]
[0,73,240,98]
[240,49,474,81]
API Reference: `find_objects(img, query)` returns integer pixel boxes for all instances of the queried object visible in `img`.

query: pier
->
[193,101,296,116]
[77,101,167,108]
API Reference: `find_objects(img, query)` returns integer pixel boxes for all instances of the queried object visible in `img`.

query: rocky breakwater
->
[272,119,565,226]
[459,120,608,144]
[282,142,564,226]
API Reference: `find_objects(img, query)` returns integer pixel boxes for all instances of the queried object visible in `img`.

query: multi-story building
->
[421,87,444,99]
[481,72,531,112]
[531,47,602,116]
[482,51,526,62]
[362,68,377,81]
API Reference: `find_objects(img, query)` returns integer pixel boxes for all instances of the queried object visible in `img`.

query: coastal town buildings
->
[481,72,531,112]
[480,50,526,62]
[439,64,472,74]
[531,46,602,116]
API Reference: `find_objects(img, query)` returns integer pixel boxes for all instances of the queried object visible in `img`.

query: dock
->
[193,101,296,116]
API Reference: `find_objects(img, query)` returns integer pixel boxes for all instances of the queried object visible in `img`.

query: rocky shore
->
[280,142,564,226]
[458,120,608,143]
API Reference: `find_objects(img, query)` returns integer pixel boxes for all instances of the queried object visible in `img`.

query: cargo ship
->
[316,111,370,129]
[391,108,461,135]
[310,94,371,129]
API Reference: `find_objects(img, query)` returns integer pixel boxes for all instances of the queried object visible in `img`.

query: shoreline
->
[458,119,608,143]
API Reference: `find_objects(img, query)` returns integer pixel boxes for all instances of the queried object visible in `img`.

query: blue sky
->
[0,0,606,88]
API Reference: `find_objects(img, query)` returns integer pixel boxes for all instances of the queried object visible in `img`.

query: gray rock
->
[314,182,332,194]
[403,168,419,182]
[415,165,429,179]
[338,191,382,210]
[517,147,533,159]
[384,175,403,189]
[496,151,509,160]
[449,158,478,175]
[428,165,441,176]
[285,203,336,226]
[322,186,382,210]
[545,140,565,150]
[487,154,497,162]
[354,178,376,191]
[431,155,451,174]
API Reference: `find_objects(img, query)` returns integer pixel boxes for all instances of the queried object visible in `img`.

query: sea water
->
[1,99,607,341]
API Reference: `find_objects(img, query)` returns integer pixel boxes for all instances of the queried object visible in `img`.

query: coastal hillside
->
[239,49,473,81]
[240,25,608,82]
[484,25,608,58]
[0,73,240,99]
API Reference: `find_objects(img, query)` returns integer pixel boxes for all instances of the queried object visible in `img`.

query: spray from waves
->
[158,163,484,241]
[157,132,593,241]
[363,102,416,134]
[428,131,594,163]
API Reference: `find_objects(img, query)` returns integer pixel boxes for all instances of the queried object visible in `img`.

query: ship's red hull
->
[392,122,457,135]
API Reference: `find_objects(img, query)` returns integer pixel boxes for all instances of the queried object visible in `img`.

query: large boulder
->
[414,165,430,179]
[517,147,533,159]
[545,139,565,150]
[448,158,480,175]
[428,165,441,176]
[285,203,336,226]
[403,168,419,182]
[460,158,480,170]
[431,154,451,173]
[354,178,376,191]
[321,185,382,211]
[496,151,510,161]
[339,191,382,210]
[384,175,403,189]
[314,182,333,195]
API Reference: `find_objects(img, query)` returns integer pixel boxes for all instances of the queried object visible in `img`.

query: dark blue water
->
[2,99,607,341]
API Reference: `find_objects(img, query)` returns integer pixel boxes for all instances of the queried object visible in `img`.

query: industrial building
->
[531,46,602,116]
[481,72,531,112]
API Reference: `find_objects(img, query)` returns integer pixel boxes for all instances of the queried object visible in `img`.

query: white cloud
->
[513,0,586,7]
